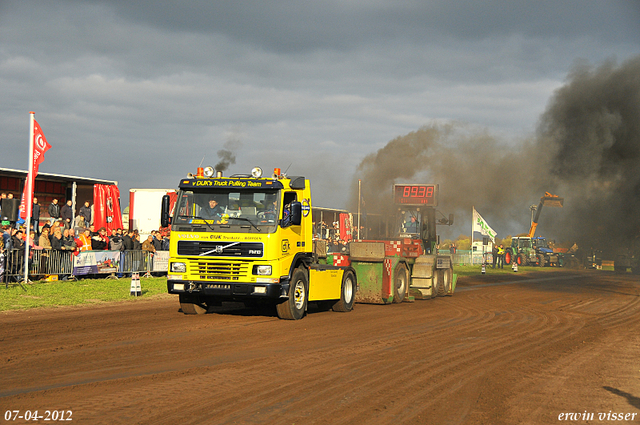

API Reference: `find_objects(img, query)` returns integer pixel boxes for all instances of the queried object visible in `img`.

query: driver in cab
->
[201,198,225,221]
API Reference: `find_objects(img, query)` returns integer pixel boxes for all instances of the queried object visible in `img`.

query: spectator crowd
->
[1,193,170,282]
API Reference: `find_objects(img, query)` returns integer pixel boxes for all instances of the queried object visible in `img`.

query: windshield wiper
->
[228,216,261,232]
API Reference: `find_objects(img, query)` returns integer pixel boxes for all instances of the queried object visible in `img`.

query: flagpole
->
[357,179,361,240]
[471,206,474,266]
[23,112,35,283]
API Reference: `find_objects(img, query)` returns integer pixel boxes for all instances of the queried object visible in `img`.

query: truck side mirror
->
[161,194,171,228]
[290,201,302,226]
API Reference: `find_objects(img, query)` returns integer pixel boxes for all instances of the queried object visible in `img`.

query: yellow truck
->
[161,166,356,320]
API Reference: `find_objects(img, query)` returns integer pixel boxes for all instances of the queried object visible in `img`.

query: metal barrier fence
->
[1,249,168,284]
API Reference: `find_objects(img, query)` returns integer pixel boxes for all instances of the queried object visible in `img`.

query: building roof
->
[0,167,118,186]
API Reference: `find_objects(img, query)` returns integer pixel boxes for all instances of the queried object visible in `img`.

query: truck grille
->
[188,260,249,281]
[178,241,263,258]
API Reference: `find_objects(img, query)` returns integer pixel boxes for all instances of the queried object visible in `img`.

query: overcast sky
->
[1,0,639,212]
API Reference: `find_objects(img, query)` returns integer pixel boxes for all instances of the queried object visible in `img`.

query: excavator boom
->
[527,192,564,238]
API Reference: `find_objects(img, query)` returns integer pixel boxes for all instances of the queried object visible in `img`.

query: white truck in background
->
[128,189,176,237]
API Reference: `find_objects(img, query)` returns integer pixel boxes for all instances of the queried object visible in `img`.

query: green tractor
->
[504,236,542,266]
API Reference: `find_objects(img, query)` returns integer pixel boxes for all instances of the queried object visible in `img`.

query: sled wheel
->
[393,263,408,303]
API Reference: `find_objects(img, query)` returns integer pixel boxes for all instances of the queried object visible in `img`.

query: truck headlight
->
[253,265,272,275]
[171,262,186,273]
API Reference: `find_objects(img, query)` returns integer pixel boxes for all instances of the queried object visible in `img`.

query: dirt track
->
[1,270,639,424]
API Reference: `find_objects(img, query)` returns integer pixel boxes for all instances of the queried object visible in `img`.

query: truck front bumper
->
[167,279,289,300]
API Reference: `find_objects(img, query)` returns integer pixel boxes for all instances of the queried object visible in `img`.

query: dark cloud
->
[0,0,638,215]
[73,1,640,52]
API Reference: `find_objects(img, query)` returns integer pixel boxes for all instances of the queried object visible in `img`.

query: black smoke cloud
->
[351,56,640,255]
[539,56,640,253]
[215,138,243,172]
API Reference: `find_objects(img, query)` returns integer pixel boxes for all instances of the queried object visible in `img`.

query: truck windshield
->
[171,189,280,233]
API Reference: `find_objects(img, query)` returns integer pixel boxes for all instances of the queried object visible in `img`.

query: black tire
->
[393,263,408,303]
[442,267,453,296]
[332,269,356,312]
[537,254,546,267]
[434,269,447,297]
[276,267,308,320]
[179,292,208,315]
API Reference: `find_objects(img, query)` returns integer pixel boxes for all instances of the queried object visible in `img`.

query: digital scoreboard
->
[393,184,438,206]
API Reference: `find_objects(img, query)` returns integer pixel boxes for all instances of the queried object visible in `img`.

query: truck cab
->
[162,166,355,320]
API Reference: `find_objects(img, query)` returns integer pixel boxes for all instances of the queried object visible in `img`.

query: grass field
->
[0,276,170,311]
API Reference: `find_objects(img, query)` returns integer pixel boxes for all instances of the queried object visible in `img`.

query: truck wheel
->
[517,254,526,266]
[179,292,208,315]
[276,267,308,320]
[393,263,408,303]
[537,254,546,267]
[333,270,356,312]
[504,250,512,265]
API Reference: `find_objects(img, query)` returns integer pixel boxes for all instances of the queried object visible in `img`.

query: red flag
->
[20,119,52,219]
[93,184,123,232]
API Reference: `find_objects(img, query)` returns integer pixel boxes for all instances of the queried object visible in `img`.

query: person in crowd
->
[39,227,52,249]
[31,197,41,238]
[152,230,163,251]
[38,227,51,274]
[11,229,25,251]
[2,225,12,254]
[61,228,77,251]
[60,200,74,229]
[122,229,134,251]
[142,235,156,253]
[109,228,124,251]
[49,221,62,243]
[449,243,456,254]
[91,227,109,250]
[29,230,39,247]
[161,232,170,251]
[79,201,92,228]
[51,229,64,250]
[48,199,61,226]
[78,228,92,252]
[69,228,82,254]
[132,232,142,250]
[8,228,25,276]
